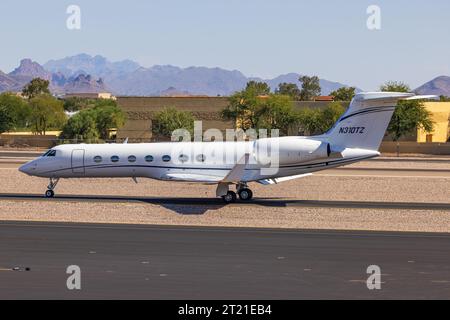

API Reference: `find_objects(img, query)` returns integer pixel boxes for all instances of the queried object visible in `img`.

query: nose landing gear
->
[45,178,59,198]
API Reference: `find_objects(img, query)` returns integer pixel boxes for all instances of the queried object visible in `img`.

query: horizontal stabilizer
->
[403,95,439,101]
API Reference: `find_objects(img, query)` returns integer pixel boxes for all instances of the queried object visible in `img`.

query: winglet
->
[221,153,250,183]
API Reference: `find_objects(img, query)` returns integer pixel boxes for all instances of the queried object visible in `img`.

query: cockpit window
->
[42,150,56,157]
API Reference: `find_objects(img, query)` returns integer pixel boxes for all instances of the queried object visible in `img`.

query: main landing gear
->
[221,183,254,204]
[45,178,59,198]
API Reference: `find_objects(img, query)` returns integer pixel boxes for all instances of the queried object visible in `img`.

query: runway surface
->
[1,193,449,210]
[0,221,449,299]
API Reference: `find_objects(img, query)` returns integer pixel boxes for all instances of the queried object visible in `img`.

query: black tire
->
[222,191,237,204]
[45,190,55,198]
[238,188,253,201]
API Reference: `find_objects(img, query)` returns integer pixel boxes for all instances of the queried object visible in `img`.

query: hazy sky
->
[1,0,449,90]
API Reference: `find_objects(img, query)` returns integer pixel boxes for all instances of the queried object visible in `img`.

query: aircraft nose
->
[19,162,36,175]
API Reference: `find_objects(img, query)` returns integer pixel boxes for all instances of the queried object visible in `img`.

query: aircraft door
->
[71,149,85,174]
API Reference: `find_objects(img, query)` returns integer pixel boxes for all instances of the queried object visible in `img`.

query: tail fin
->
[326,92,438,151]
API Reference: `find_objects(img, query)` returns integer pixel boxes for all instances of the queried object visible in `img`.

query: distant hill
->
[415,76,450,97]
[44,53,141,79]
[40,54,360,96]
[4,54,449,98]
[0,58,107,94]
[60,74,108,94]
[9,59,52,83]
[0,70,21,92]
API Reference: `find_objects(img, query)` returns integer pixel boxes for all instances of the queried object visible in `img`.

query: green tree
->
[275,83,301,100]
[152,107,195,139]
[330,87,356,101]
[222,88,261,130]
[60,111,99,141]
[380,81,410,93]
[299,75,321,101]
[245,81,271,96]
[380,81,434,142]
[387,100,434,141]
[22,78,51,99]
[320,102,346,132]
[62,97,97,112]
[255,94,299,136]
[59,102,125,141]
[297,108,320,135]
[439,95,450,102]
[29,94,66,135]
[0,106,15,133]
[94,104,126,140]
[0,93,31,131]
[297,102,345,135]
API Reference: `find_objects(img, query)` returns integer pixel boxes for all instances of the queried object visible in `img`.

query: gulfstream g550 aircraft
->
[19,92,437,203]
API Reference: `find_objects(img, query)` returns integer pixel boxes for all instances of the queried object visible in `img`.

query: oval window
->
[111,155,120,163]
[196,154,206,162]
[162,155,171,162]
[145,155,154,162]
[178,154,189,163]
[128,155,137,163]
[93,156,102,163]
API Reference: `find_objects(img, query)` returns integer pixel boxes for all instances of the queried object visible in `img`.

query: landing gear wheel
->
[238,188,253,201]
[222,191,237,204]
[45,190,55,198]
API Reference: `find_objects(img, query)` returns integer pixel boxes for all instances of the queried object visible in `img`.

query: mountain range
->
[1,54,449,97]
[415,76,450,97]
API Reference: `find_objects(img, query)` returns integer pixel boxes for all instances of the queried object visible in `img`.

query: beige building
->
[64,92,116,100]
[417,102,450,143]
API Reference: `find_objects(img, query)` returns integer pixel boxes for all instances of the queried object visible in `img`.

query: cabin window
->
[145,155,154,162]
[93,156,102,163]
[162,155,171,162]
[128,155,137,163]
[196,154,206,162]
[178,154,189,163]
[111,155,120,163]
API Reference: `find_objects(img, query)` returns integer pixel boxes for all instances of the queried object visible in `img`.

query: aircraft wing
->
[221,154,250,183]
[163,173,224,183]
[257,173,312,185]
[163,153,251,184]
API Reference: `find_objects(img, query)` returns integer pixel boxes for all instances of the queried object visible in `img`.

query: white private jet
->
[19,92,437,203]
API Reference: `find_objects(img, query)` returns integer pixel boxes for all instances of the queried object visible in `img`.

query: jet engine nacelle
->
[253,138,331,165]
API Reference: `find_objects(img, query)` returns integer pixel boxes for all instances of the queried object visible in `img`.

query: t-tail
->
[325,92,438,151]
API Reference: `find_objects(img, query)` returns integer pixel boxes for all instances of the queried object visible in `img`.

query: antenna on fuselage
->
[123,137,129,144]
